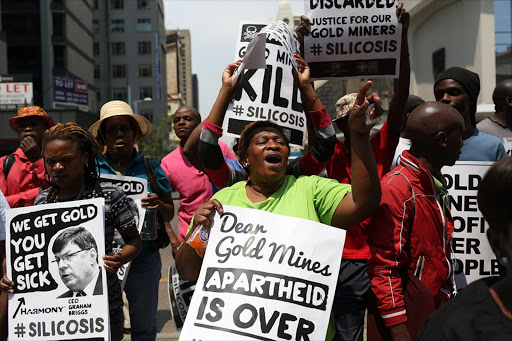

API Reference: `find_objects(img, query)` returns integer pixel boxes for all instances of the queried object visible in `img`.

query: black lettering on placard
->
[203,267,329,311]
[9,204,99,293]
[27,318,105,337]
[324,40,398,55]
[446,195,478,212]
[309,0,395,10]
[443,174,482,190]
[452,237,481,254]
[454,258,500,276]
[309,59,396,78]
[452,216,486,234]
[196,296,224,322]
[99,178,144,196]
[234,69,258,102]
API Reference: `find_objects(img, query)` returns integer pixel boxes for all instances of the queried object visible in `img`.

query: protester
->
[477,79,512,139]
[0,106,55,208]
[391,95,425,169]
[176,74,382,340]
[364,102,464,341]
[195,52,336,189]
[89,100,175,340]
[160,106,237,243]
[0,123,142,341]
[0,190,10,341]
[418,156,512,340]
[434,67,506,161]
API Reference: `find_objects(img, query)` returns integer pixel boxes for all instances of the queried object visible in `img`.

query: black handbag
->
[143,156,171,250]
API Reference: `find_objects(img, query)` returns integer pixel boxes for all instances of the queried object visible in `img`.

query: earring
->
[499,257,509,267]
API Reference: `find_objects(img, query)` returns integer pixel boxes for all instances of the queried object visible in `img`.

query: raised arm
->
[331,81,382,229]
[386,2,410,141]
[182,122,205,172]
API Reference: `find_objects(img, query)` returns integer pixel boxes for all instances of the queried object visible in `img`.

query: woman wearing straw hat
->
[90,100,176,340]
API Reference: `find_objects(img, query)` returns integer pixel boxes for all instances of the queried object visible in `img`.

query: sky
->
[163,0,306,118]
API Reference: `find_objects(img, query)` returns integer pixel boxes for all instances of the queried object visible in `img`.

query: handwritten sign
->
[224,21,307,148]
[6,198,109,340]
[179,206,345,340]
[304,0,402,79]
[443,162,498,288]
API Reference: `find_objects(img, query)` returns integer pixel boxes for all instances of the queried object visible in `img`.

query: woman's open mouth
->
[264,154,283,165]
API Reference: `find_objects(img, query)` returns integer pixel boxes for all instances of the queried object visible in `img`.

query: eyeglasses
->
[105,125,134,136]
[52,248,92,264]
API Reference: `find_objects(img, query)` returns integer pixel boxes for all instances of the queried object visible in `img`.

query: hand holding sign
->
[223,60,242,91]
[349,81,383,133]
[0,271,15,293]
[396,2,409,30]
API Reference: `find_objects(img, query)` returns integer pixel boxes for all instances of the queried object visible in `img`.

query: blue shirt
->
[98,150,173,257]
[459,128,507,161]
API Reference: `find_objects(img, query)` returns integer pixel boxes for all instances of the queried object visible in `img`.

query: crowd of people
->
[0,2,511,341]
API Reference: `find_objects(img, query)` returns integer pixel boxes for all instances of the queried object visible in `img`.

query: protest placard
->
[224,21,307,148]
[503,137,512,157]
[168,264,196,330]
[179,205,345,340]
[304,0,402,80]
[6,198,109,340]
[442,161,498,288]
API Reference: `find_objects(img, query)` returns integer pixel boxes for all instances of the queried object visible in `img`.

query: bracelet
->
[306,96,319,109]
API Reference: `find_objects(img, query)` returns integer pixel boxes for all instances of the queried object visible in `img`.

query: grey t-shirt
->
[476,117,512,139]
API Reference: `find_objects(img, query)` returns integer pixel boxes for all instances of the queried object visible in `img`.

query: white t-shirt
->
[0,190,10,241]
[391,137,412,169]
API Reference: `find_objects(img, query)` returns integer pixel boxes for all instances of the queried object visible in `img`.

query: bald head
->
[407,102,465,168]
[493,79,512,109]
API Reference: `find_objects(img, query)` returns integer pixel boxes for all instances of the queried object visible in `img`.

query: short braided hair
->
[42,123,102,202]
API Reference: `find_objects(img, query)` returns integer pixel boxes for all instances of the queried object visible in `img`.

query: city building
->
[0,0,98,155]
[93,0,167,124]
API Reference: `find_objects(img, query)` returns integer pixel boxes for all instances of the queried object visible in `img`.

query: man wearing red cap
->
[0,106,55,207]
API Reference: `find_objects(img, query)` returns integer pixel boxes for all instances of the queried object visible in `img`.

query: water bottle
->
[141,208,157,240]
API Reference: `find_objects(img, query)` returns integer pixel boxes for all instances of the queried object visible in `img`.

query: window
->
[92,19,99,34]
[495,0,512,83]
[111,19,124,33]
[113,88,127,101]
[138,41,151,55]
[53,13,64,36]
[94,65,100,79]
[140,110,153,122]
[93,42,99,56]
[54,46,66,68]
[136,18,151,32]
[112,42,125,55]
[138,64,152,77]
[112,65,126,78]
[139,87,152,99]
[137,0,148,8]
[93,0,98,9]
[111,0,123,9]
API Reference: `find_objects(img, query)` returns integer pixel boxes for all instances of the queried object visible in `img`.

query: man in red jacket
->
[365,102,464,341]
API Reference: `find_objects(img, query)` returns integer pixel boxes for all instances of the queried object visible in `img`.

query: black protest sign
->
[304,0,402,79]
[168,264,196,330]
[6,198,110,340]
[179,206,345,340]
[442,162,499,288]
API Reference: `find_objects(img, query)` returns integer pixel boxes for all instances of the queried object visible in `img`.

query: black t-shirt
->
[418,277,512,341]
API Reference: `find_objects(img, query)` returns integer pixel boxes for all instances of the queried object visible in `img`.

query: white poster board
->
[100,174,148,287]
[179,205,345,340]
[224,21,307,148]
[304,0,402,79]
[502,137,512,157]
[442,161,499,288]
[6,198,109,340]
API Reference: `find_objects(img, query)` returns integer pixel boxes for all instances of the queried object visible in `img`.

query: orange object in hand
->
[186,224,210,257]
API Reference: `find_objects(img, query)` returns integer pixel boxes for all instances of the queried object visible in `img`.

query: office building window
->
[111,19,124,33]
[112,65,126,78]
[111,0,123,9]
[112,42,125,55]
[138,64,152,77]
[93,42,99,56]
[137,0,148,9]
[113,88,127,101]
[93,20,99,33]
[495,0,512,83]
[54,46,66,68]
[93,0,98,9]
[94,65,100,79]
[139,87,152,99]
[53,13,64,36]
[138,41,151,55]
[140,110,153,122]
[136,18,152,32]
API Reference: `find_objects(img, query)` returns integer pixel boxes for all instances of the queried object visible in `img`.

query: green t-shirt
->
[191,175,351,340]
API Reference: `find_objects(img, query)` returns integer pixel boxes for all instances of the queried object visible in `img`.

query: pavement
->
[123,205,181,341]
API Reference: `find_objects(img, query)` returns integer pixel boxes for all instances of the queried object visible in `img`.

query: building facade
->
[93,0,167,123]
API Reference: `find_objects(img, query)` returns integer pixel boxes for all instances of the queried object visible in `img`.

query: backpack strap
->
[3,153,15,177]
[143,156,160,196]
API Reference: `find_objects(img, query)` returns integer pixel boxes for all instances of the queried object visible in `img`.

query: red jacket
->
[366,151,454,327]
